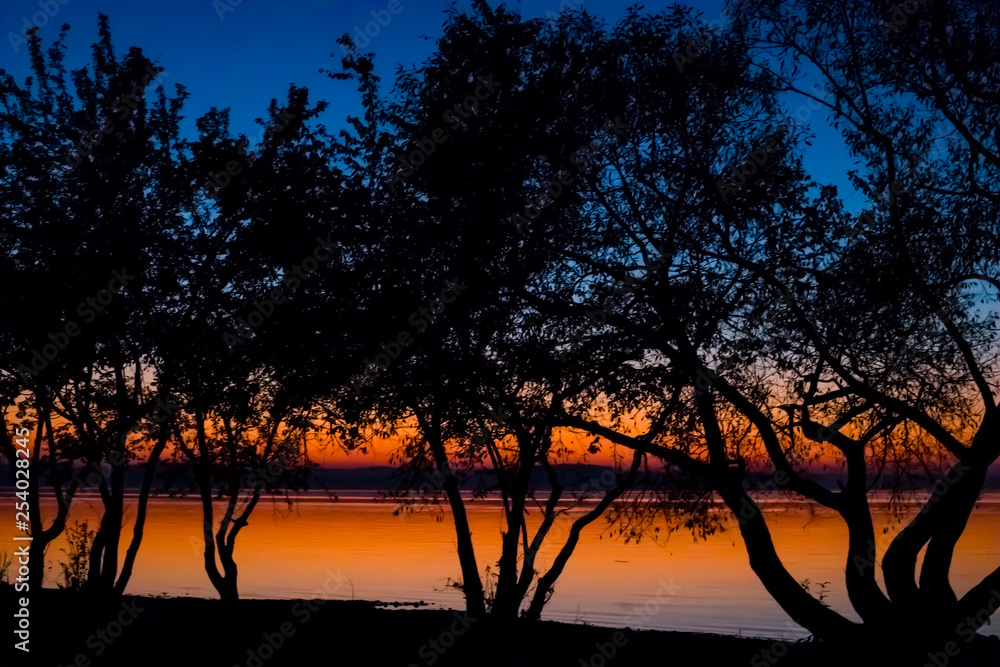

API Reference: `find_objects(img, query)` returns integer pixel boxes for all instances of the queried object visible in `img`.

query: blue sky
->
[1,0,860,204]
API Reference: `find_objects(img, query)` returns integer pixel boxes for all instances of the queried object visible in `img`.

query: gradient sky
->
[1,0,861,202]
[1,0,865,465]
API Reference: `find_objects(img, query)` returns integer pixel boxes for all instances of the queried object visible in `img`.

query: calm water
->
[27,491,1000,640]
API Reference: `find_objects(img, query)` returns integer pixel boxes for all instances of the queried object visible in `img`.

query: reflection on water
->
[30,492,1000,640]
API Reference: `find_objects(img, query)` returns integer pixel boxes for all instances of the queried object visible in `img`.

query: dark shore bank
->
[2,585,998,667]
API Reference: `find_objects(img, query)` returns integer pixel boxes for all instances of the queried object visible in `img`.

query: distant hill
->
[0,462,630,494]
[0,461,998,493]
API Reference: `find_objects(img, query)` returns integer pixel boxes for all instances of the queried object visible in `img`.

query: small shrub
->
[0,552,11,583]
[57,520,95,591]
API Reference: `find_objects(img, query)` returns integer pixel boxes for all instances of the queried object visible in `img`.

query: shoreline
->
[5,586,999,666]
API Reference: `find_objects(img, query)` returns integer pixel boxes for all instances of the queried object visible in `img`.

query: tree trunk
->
[26,409,51,589]
[417,409,487,618]
[525,451,641,621]
[114,428,168,595]
[718,482,862,643]
[27,539,50,591]
[842,448,894,626]
[98,460,126,593]
[434,449,487,617]
[920,411,1000,609]
[27,410,81,591]
[883,453,988,610]
[491,444,532,622]
[215,543,240,603]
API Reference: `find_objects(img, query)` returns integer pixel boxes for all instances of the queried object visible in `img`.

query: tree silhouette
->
[0,16,187,596]
[1,2,997,661]
[460,0,1000,656]
[720,0,1000,652]
[333,2,717,621]
[171,84,340,601]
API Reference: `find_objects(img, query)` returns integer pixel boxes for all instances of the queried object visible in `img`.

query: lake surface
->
[27,491,1000,640]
